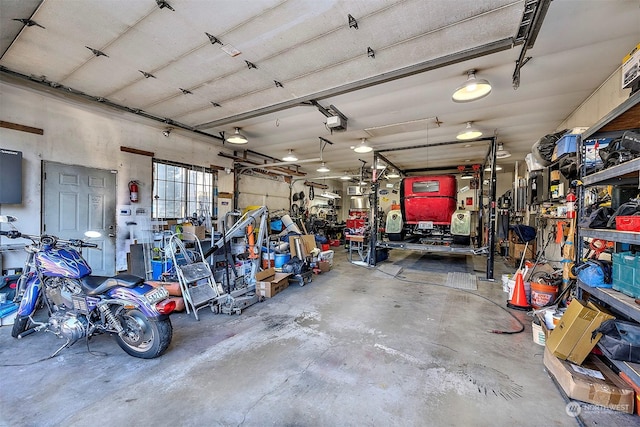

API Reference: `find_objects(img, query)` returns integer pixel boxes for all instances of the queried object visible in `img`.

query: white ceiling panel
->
[1,0,638,177]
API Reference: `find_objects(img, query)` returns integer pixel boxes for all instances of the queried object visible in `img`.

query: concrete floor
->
[0,249,636,426]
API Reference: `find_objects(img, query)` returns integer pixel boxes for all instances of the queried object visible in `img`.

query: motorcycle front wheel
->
[115,309,172,359]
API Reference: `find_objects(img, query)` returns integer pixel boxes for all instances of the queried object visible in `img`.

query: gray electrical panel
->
[0,148,23,204]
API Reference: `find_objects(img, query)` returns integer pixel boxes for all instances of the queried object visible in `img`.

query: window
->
[413,180,440,193]
[152,159,217,220]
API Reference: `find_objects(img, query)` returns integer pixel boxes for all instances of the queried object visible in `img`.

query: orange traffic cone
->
[507,271,531,311]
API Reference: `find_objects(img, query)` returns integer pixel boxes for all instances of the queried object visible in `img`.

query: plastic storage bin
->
[552,134,579,161]
[615,216,640,232]
[612,252,640,298]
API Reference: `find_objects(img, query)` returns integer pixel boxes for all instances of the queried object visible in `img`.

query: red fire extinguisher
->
[129,181,139,203]
[566,189,576,219]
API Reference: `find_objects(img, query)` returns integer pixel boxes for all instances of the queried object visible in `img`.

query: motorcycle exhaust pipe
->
[17,328,38,339]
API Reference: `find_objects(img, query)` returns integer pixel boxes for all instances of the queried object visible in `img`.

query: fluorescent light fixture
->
[317,162,330,173]
[456,122,482,140]
[282,149,298,162]
[340,172,351,180]
[496,143,511,159]
[354,138,372,153]
[452,69,492,103]
[387,171,400,178]
[320,191,341,199]
[484,165,503,171]
[460,174,474,180]
[226,127,248,144]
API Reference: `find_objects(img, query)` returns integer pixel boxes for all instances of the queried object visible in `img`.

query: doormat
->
[445,272,477,290]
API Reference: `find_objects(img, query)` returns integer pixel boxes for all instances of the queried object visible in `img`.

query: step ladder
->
[166,232,224,320]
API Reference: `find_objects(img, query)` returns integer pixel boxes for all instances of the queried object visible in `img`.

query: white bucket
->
[508,279,531,303]
[501,274,512,293]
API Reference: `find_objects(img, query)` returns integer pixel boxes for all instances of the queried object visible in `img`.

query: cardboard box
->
[255,268,291,298]
[544,347,634,414]
[289,234,317,259]
[509,242,536,260]
[181,225,206,241]
[318,260,331,273]
[546,299,614,365]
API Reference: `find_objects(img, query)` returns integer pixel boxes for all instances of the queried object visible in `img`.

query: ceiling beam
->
[195,38,516,130]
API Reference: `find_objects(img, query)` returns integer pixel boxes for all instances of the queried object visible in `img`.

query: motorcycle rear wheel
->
[11,315,31,338]
[115,309,172,359]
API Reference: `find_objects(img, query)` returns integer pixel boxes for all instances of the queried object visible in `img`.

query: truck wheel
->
[388,232,404,241]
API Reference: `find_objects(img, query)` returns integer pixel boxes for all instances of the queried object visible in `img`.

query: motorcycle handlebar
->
[0,230,98,248]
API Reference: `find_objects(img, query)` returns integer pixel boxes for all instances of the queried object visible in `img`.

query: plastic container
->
[530,282,559,309]
[615,216,640,232]
[151,259,173,280]
[552,133,579,161]
[501,274,512,293]
[612,252,640,298]
[321,243,330,251]
[270,219,283,233]
[532,321,546,346]
[274,253,291,268]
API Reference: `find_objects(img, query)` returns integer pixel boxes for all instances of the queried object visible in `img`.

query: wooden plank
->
[600,102,640,132]
[120,146,154,157]
[0,120,43,135]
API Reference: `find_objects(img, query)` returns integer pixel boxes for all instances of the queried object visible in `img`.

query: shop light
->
[282,149,298,162]
[317,162,330,173]
[456,122,483,140]
[226,127,248,144]
[354,138,373,153]
[484,165,503,172]
[452,69,492,103]
[340,172,351,180]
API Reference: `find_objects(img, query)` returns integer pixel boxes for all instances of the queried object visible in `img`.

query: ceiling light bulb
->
[162,129,171,137]
[282,149,298,162]
[456,122,483,140]
[452,69,492,103]
[354,138,372,153]
[226,127,248,144]
[317,162,330,173]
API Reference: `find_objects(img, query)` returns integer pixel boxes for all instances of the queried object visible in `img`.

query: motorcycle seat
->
[81,273,144,296]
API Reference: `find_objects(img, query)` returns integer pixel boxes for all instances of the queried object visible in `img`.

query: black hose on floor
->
[368,263,525,335]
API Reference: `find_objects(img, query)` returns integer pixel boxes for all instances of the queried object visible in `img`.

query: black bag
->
[578,206,614,229]
[606,198,640,229]
[510,225,536,243]
[592,319,640,363]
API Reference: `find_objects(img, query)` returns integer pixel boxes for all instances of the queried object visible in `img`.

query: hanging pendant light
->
[317,162,330,173]
[354,138,372,153]
[456,122,483,140]
[496,143,511,158]
[452,69,492,103]
[226,127,248,144]
[282,149,298,162]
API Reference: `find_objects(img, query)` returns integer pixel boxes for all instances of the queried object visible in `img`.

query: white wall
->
[0,80,235,271]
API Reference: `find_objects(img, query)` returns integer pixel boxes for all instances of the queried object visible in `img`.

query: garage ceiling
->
[1,0,638,177]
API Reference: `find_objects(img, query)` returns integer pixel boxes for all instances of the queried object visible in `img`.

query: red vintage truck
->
[385,175,471,244]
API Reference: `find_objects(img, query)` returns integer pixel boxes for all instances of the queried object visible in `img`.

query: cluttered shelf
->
[581,157,640,187]
[578,279,640,323]
[580,228,640,245]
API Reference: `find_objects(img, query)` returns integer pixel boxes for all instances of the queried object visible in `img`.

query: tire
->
[11,315,31,338]
[388,232,404,241]
[115,309,172,359]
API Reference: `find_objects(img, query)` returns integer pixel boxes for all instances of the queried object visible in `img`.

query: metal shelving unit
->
[575,93,640,386]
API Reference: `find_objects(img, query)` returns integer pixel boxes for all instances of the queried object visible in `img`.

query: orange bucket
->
[530,282,558,309]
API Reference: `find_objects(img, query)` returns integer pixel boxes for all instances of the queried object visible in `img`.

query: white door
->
[43,161,117,276]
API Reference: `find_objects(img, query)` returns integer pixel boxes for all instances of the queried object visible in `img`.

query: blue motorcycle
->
[0,216,174,359]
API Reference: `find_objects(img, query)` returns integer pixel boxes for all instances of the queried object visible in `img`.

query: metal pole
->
[486,137,498,280]
[369,152,379,266]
